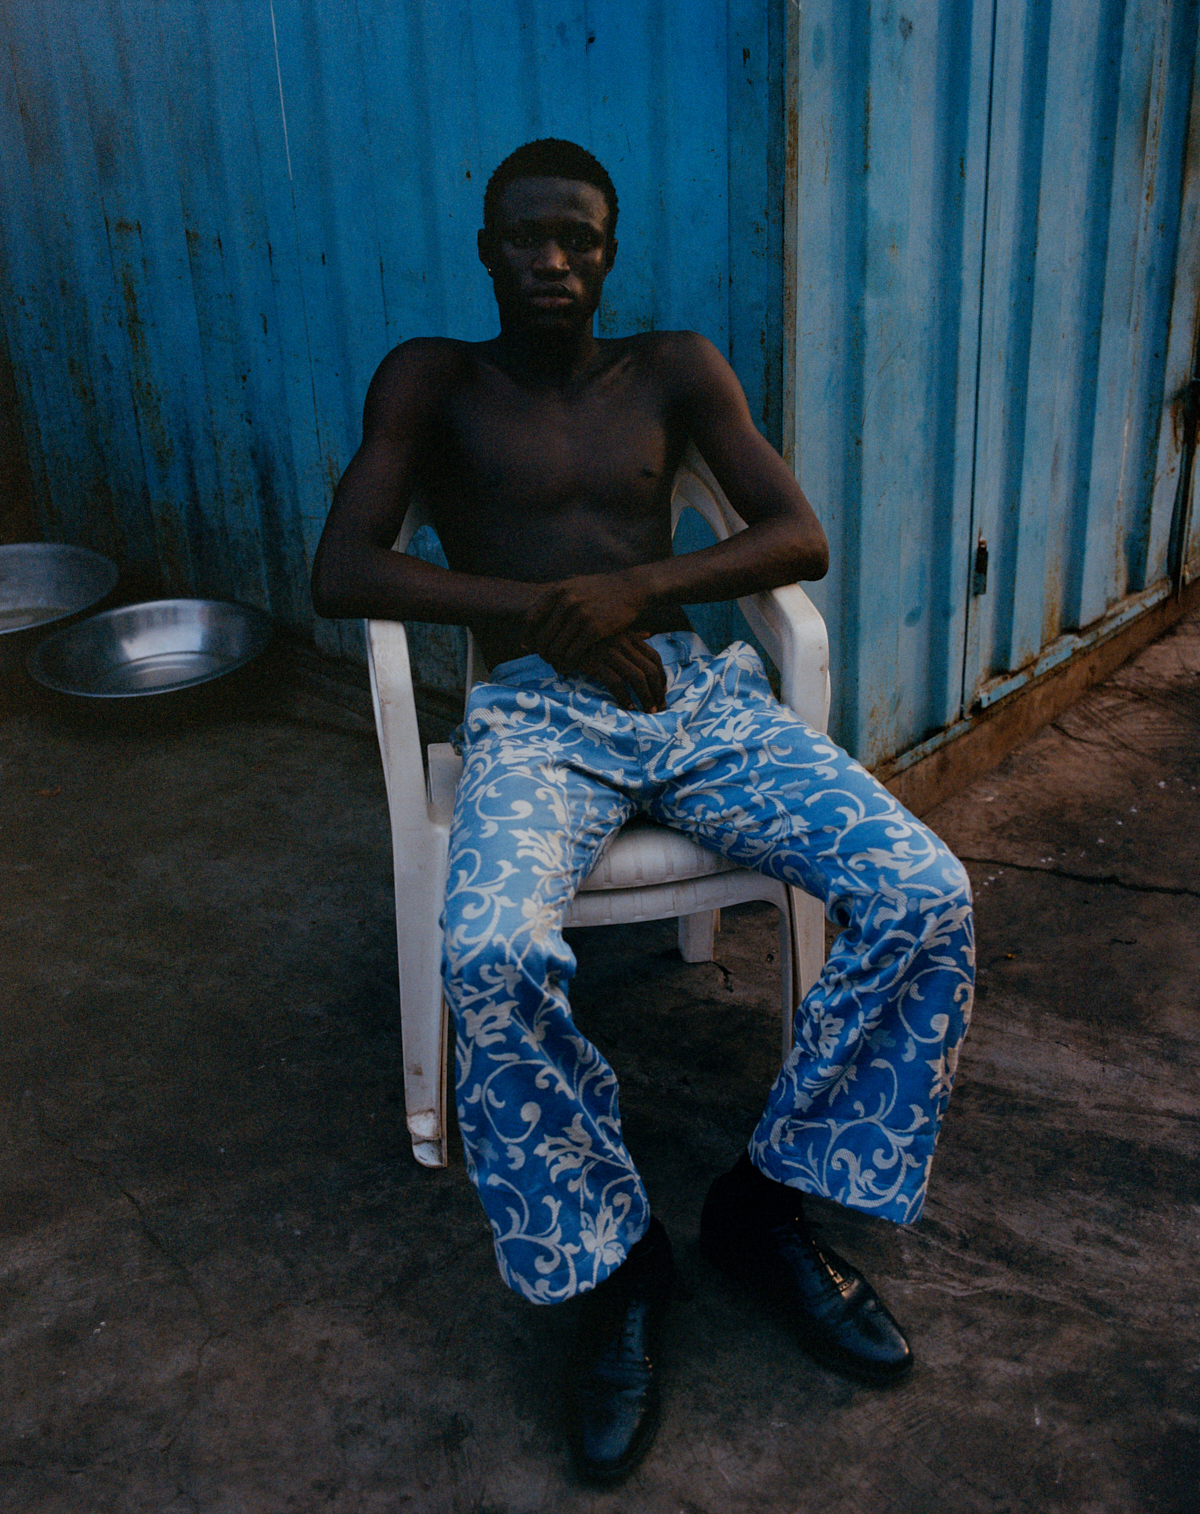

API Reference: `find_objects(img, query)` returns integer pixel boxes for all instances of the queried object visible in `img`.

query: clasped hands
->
[522,573,667,713]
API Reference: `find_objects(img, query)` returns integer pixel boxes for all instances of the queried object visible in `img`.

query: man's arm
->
[524,332,828,672]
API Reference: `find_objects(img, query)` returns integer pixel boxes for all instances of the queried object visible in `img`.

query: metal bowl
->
[0,543,119,673]
[27,598,274,700]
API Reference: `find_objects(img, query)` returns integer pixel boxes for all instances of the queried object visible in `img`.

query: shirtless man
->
[313,138,974,1485]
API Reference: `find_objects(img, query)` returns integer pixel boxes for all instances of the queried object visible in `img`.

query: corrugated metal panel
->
[0,0,785,685]
[790,0,993,764]
[965,0,1199,700]
[791,0,1198,767]
[3,0,1195,762]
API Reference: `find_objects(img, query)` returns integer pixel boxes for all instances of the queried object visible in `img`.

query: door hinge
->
[972,537,989,597]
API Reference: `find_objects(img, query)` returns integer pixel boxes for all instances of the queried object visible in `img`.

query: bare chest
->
[424,360,686,580]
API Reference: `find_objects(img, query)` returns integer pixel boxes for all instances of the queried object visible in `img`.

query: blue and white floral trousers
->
[442,633,974,1304]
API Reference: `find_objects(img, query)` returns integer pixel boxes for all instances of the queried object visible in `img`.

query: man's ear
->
[605,238,618,273]
[477,229,494,272]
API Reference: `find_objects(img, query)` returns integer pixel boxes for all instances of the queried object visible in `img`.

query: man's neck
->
[490,323,603,387]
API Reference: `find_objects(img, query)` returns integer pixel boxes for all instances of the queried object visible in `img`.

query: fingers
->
[577,647,635,708]
[617,635,666,711]
[603,646,654,710]
[580,633,667,712]
[525,583,589,668]
[590,666,633,709]
[525,576,643,670]
[526,588,576,666]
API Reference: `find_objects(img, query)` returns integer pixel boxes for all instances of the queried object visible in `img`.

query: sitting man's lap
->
[442,634,975,1303]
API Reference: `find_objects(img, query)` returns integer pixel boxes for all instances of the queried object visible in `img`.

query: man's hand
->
[576,631,667,712]
[523,573,647,673]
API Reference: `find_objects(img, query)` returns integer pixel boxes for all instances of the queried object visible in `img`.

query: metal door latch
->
[972,537,989,596]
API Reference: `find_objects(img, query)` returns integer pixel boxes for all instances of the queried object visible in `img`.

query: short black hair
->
[483,138,618,245]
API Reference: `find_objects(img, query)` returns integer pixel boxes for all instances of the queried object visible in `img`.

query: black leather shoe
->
[700,1153,912,1384]
[570,1217,674,1484]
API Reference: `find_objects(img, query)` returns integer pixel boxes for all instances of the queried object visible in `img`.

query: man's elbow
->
[311,581,338,620]
[780,491,828,582]
[805,536,830,582]
[789,523,829,583]
[310,546,350,620]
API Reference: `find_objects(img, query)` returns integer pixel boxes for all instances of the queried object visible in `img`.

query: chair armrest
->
[671,443,831,734]
[364,497,447,840]
[737,584,830,733]
[386,496,488,700]
[366,618,438,839]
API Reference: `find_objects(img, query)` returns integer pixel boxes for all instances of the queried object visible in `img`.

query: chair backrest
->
[670,442,746,538]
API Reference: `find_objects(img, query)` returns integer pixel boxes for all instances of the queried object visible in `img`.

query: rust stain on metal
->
[119,268,173,478]
[1042,547,1063,646]
[120,268,144,353]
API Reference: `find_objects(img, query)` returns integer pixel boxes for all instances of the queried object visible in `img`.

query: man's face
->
[481,176,616,333]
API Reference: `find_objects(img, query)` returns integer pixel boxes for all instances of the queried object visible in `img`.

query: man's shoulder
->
[615,329,732,386]
[363,338,486,427]
[371,336,481,386]
[614,329,718,361]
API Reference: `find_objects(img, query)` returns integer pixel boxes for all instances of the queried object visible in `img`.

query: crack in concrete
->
[35,1124,220,1465]
[172,1483,200,1514]
[1050,715,1149,765]
[958,855,1200,899]
[710,959,735,992]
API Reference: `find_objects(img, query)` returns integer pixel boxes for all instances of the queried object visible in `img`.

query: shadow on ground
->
[2,613,1198,1513]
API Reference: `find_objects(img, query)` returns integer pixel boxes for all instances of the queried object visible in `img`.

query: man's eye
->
[567,233,597,251]
[509,233,535,249]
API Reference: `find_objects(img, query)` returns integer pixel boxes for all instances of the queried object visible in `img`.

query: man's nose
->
[532,239,568,274]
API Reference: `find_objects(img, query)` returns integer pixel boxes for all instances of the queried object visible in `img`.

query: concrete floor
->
[3,613,1199,1514]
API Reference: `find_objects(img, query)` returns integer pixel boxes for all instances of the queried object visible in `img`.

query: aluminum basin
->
[0,543,119,673]
[27,598,273,699]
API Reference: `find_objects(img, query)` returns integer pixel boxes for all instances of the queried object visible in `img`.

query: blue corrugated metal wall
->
[2,0,1196,771]
[789,0,992,764]
[966,0,1200,710]
[0,0,783,684]
[791,0,1199,766]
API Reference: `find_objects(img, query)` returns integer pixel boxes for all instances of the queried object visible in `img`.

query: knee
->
[442,900,572,1002]
[912,847,974,970]
[872,837,972,946]
[938,849,973,911]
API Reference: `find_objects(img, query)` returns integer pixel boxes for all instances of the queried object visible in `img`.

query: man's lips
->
[527,290,573,307]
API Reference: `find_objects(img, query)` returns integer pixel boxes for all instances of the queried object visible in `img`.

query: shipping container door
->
[963,0,1199,713]
[791,0,994,765]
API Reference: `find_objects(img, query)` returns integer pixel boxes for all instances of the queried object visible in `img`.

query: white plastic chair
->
[366,444,832,1168]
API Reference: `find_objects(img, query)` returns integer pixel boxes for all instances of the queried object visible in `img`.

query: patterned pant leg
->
[646,642,975,1223]
[442,677,647,1303]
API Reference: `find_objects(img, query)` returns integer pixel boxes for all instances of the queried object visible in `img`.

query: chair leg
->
[778,900,796,1062]
[678,909,718,962]
[404,994,448,1168]
[782,884,827,1062]
[790,885,826,999]
[396,856,452,1168]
